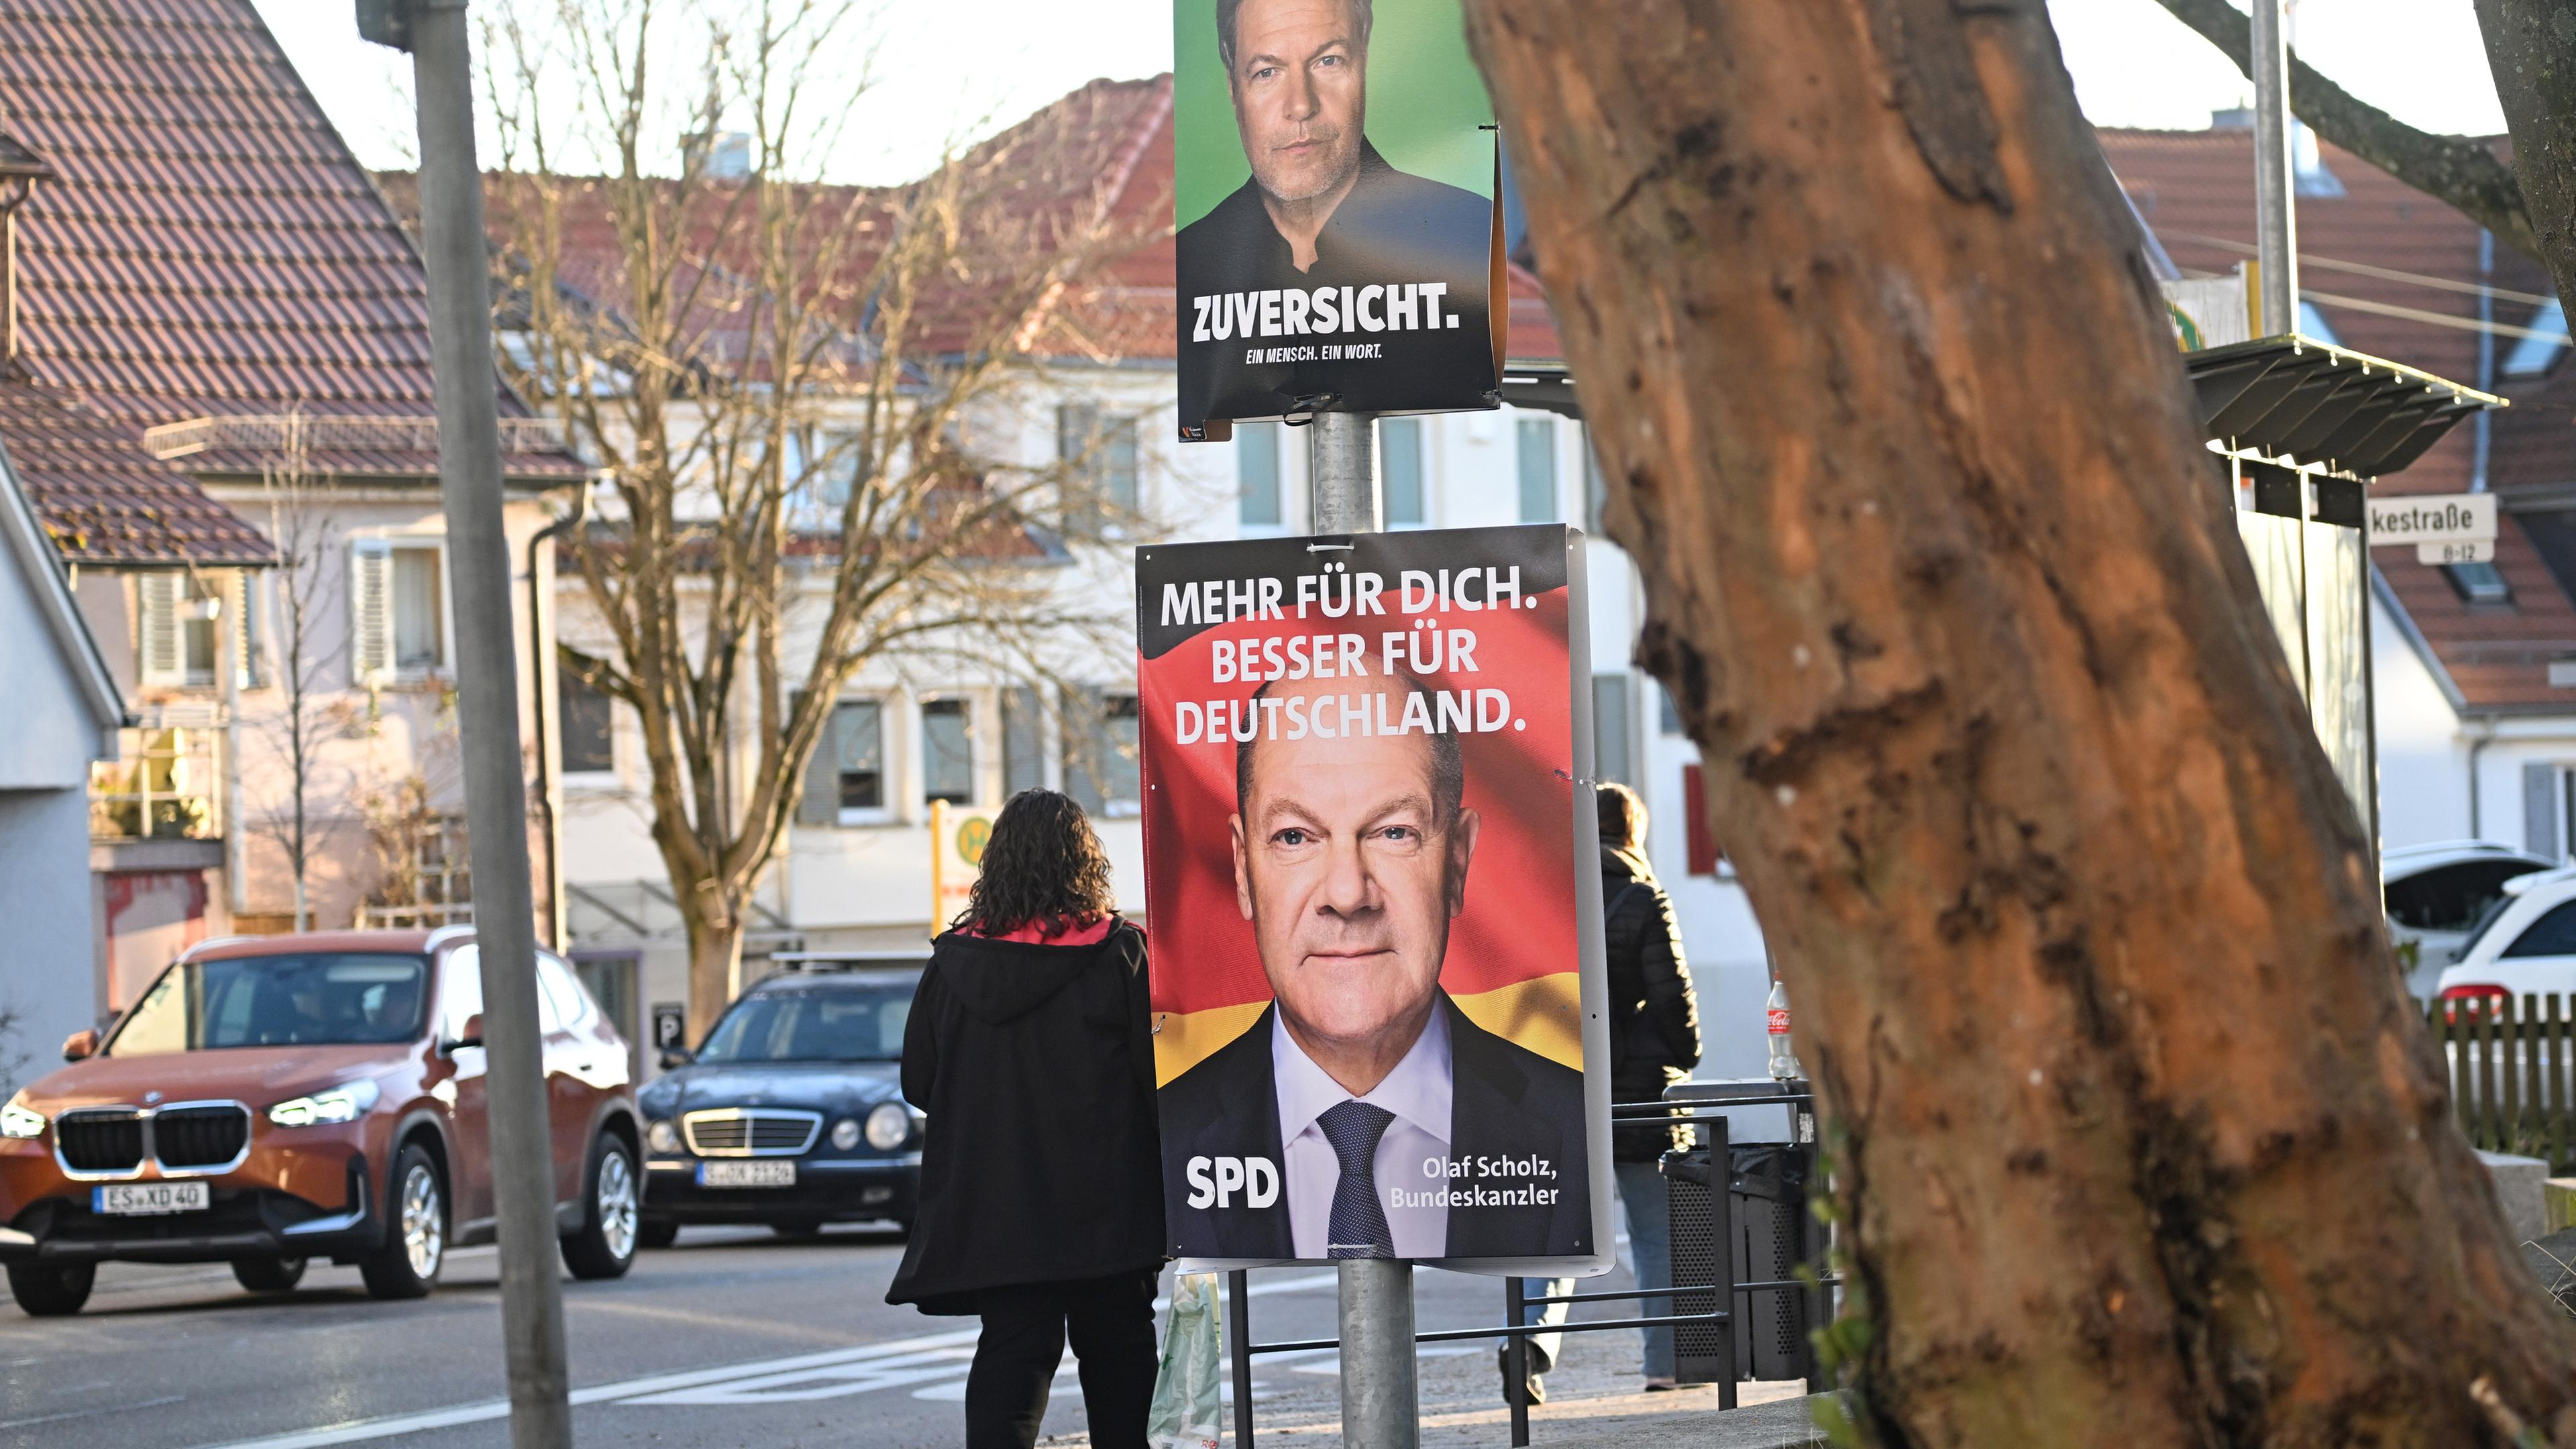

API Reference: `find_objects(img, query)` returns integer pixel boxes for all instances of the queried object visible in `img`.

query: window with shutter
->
[137,572,184,687]
[392,547,445,671]
[1103,416,1140,513]
[233,570,268,690]
[1061,688,1140,815]
[921,699,973,805]
[350,539,395,683]
[837,700,885,812]
[1001,687,1046,796]
[1517,417,1558,523]
[1058,403,1099,464]
[559,674,614,773]
[1592,673,1631,786]
[1238,422,1281,527]
[1381,418,1424,526]
[1058,403,1141,522]
[795,696,890,824]
[794,691,838,825]
[1099,695,1140,813]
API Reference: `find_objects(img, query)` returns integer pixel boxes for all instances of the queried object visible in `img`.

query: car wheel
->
[771,1218,824,1240]
[639,1216,680,1250]
[562,1133,639,1281]
[5,1260,93,1317]
[232,1255,308,1293]
[361,1142,447,1300]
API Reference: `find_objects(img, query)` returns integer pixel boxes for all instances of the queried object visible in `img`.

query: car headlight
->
[0,1098,44,1139]
[647,1119,682,1155]
[267,1079,380,1128]
[830,1118,861,1151]
[863,1102,910,1150]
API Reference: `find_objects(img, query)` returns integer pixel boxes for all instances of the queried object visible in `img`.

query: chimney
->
[0,128,54,365]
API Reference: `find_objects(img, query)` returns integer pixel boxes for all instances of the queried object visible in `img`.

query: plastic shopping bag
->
[1147,1273,1225,1449]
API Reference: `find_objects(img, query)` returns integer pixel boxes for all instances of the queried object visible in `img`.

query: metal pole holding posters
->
[360,2,573,1444]
[2250,0,2299,334]
[1308,411,1420,1448]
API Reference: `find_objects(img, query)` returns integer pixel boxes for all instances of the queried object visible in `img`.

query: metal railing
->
[1222,1089,1835,1448]
[140,413,568,461]
[357,902,475,929]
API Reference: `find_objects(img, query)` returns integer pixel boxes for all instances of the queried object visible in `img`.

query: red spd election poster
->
[1136,523,1609,1271]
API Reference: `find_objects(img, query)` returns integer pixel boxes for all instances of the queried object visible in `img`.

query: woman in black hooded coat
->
[888,789,1165,1449]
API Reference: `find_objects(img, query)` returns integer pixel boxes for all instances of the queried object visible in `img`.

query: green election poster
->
[1173,0,1503,435]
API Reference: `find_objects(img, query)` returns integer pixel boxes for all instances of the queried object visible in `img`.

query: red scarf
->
[967,914,1114,946]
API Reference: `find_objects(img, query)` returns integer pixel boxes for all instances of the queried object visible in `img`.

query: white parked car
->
[2431,862,2576,1006]
[2386,842,2555,1000]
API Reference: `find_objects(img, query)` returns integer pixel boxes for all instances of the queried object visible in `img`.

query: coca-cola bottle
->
[1765,978,1803,1081]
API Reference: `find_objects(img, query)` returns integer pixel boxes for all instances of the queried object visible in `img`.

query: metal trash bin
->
[1663,1081,1820,1387]
[1726,1142,1813,1382]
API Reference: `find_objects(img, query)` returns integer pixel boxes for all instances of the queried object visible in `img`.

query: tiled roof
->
[0,0,580,564]
[0,382,270,566]
[392,75,1180,373]
[2104,125,2576,714]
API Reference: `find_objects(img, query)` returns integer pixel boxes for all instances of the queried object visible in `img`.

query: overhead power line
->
[2300,287,2564,343]
[2167,230,2557,308]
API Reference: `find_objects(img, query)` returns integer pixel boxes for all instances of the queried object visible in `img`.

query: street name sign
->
[2368,493,2495,546]
[2364,493,2498,566]
[2417,539,2497,565]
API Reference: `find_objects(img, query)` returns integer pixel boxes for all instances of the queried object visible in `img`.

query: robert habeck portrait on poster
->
[1175,0,1500,431]
[1145,531,1601,1265]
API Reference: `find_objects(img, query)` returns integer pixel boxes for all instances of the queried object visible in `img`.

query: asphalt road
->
[0,1226,1595,1448]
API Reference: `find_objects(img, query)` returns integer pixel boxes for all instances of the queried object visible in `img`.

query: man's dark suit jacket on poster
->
[1159,992,1590,1260]
[1175,141,1496,427]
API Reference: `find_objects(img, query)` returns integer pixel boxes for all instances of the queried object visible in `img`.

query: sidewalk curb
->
[1520,1391,1835,1449]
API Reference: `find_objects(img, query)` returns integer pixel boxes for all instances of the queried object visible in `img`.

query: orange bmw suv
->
[0,928,642,1315]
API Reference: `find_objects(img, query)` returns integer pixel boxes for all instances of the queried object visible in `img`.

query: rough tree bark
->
[1464,2,2576,1444]
[2476,0,2576,307]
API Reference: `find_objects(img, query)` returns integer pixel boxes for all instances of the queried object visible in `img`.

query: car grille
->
[53,1102,254,1177]
[154,1105,251,1170]
[55,1111,144,1173]
[682,1109,821,1157]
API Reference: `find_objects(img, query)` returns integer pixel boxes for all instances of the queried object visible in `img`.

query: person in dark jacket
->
[1598,781,1702,1387]
[1510,782,1702,1401]
[888,790,1165,1449]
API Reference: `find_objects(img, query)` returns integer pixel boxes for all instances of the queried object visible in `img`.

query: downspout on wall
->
[2475,229,2496,494]
[2468,231,2496,837]
[0,131,56,368]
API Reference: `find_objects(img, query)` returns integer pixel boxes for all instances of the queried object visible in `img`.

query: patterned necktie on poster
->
[1319,1100,1397,1258]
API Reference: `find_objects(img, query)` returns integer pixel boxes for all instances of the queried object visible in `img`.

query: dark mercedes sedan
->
[637,958,923,1243]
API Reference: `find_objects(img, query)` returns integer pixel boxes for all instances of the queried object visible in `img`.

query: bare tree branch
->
[2474,0,2576,310]
[2147,0,2540,261]
[481,1,1169,1029]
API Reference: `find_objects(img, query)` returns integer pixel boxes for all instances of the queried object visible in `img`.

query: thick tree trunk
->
[1464,2,2576,1444]
[2477,0,2576,307]
[684,911,744,1041]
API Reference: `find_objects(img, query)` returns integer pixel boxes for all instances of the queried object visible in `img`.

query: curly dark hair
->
[953,789,1118,936]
